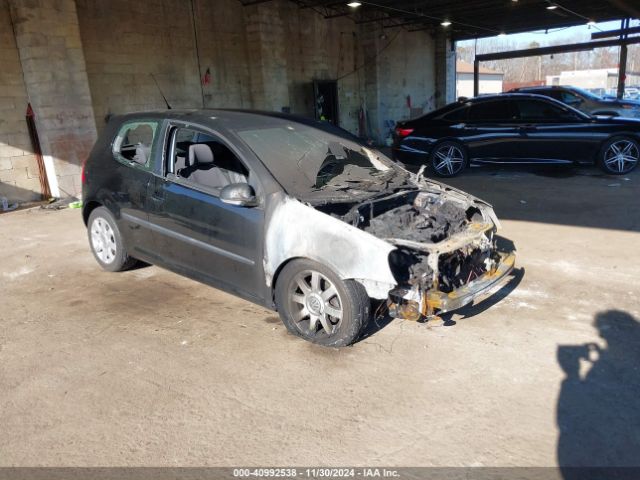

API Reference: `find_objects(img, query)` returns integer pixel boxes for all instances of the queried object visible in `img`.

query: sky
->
[458,19,639,51]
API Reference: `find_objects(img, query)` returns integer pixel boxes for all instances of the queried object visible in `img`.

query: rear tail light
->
[395,127,414,138]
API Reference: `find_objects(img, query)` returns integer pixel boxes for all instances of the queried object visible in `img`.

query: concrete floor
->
[1,164,639,467]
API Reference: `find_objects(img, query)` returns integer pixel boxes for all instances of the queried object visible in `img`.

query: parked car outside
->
[82,110,516,347]
[625,87,640,101]
[392,93,640,177]
[510,85,640,119]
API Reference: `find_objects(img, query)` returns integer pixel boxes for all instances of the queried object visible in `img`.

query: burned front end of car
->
[255,122,515,320]
[335,185,516,321]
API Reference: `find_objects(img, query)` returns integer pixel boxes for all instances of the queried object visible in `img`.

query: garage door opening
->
[314,80,339,126]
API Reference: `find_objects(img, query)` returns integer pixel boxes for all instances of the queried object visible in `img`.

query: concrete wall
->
[0,0,453,203]
[194,0,252,110]
[9,0,98,199]
[76,0,444,142]
[279,1,361,134]
[0,0,41,203]
[376,30,437,144]
[77,0,204,130]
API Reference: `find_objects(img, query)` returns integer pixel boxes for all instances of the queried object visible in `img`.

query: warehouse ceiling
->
[271,0,640,40]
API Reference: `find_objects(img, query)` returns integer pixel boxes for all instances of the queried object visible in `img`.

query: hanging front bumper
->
[388,251,516,320]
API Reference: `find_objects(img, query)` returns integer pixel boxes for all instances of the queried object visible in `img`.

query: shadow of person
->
[557,310,640,479]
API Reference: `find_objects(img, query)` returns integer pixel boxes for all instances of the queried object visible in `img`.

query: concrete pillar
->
[359,26,381,143]
[244,0,290,112]
[435,32,456,108]
[9,0,97,198]
[0,0,42,203]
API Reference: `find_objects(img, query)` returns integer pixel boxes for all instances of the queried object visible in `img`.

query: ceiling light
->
[441,20,452,27]
[587,20,596,26]
[347,2,361,7]
[498,32,507,37]
[546,4,558,9]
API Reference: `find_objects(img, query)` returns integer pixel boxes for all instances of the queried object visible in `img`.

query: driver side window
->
[560,92,582,105]
[169,127,249,193]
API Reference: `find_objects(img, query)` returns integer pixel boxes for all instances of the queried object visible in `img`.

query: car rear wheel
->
[429,141,467,177]
[87,207,137,272]
[599,137,640,175]
[275,259,370,347]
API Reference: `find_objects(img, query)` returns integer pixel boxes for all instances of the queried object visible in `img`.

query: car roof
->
[113,108,348,134]
[466,92,564,102]
[423,92,591,120]
[511,86,571,91]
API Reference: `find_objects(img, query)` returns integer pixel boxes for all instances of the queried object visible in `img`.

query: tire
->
[598,136,640,175]
[87,206,137,272]
[429,141,468,177]
[274,259,370,347]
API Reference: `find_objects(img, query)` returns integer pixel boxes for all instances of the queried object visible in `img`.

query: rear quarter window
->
[468,100,516,122]
[441,105,469,122]
[112,120,160,170]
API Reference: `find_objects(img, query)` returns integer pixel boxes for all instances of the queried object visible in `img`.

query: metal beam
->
[299,0,343,9]
[241,0,274,5]
[355,15,392,24]
[618,44,628,99]
[383,17,429,28]
[288,0,633,41]
[592,25,640,39]
[324,10,352,18]
[617,18,630,99]
[473,60,479,97]
[476,36,640,62]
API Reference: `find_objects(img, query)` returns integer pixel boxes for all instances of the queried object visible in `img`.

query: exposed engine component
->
[362,192,471,244]
[388,248,433,289]
[438,245,499,293]
[314,184,510,316]
[365,203,467,243]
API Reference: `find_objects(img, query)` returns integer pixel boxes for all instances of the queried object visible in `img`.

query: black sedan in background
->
[392,93,640,177]
[510,85,640,119]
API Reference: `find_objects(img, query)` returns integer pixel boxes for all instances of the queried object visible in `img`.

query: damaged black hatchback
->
[82,110,516,347]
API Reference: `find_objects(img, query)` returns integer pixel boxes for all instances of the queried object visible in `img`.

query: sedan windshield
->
[571,87,603,101]
[237,123,407,200]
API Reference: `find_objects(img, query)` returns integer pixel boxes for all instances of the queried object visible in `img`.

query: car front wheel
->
[599,137,640,175]
[87,206,137,272]
[275,259,370,347]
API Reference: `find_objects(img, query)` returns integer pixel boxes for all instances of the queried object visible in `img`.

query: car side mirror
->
[220,183,258,207]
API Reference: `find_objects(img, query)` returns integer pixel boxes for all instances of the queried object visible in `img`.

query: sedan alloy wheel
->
[431,143,466,177]
[289,270,343,336]
[603,139,639,174]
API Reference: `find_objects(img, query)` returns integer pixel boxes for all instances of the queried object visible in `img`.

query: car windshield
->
[237,123,407,200]
[570,87,603,100]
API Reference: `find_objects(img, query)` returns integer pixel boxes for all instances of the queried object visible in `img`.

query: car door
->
[146,122,265,302]
[462,99,522,163]
[511,98,601,162]
[110,119,161,258]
